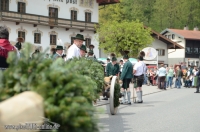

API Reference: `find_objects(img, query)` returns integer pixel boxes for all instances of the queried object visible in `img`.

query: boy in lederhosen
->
[120,55,133,105]
[133,51,146,103]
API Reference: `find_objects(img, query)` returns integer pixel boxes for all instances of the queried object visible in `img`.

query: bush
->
[0,43,104,132]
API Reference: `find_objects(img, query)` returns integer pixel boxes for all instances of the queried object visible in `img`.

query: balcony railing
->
[0,11,97,31]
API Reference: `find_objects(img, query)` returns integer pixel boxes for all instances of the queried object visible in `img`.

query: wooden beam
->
[33,24,37,27]
[80,30,84,32]
[16,22,20,25]
[50,26,54,29]
[66,28,69,31]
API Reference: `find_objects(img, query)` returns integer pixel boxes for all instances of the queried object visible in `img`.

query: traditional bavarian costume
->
[120,55,133,105]
[79,44,87,58]
[67,34,85,60]
[52,45,64,61]
[133,54,146,103]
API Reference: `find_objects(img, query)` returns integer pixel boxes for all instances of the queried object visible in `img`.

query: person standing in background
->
[166,65,174,88]
[158,64,166,90]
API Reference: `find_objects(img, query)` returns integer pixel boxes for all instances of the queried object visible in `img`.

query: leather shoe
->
[194,91,200,93]
[135,100,143,103]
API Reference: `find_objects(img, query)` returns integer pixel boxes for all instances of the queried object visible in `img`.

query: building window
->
[156,49,165,56]
[172,34,175,39]
[18,31,25,41]
[34,33,41,44]
[85,38,91,48]
[50,35,56,45]
[71,10,77,20]
[18,2,26,13]
[71,37,75,44]
[85,12,91,22]
[0,0,9,11]
[49,7,58,18]
[186,47,192,54]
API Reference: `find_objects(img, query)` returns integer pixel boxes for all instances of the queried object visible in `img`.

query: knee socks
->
[127,91,131,103]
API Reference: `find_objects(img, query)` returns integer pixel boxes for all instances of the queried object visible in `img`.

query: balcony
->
[97,0,120,6]
[0,11,97,31]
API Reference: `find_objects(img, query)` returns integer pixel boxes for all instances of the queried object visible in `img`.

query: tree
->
[96,20,154,57]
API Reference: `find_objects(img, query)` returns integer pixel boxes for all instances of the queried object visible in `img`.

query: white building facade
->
[161,28,200,66]
[0,0,101,57]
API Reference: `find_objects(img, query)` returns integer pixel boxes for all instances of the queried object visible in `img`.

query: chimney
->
[184,25,188,30]
[194,26,199,31]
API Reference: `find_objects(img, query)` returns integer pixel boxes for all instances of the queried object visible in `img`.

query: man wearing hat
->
[52,45,64,60]
[88,44,96,59]
[80,44,87,57]
[102,56,120,100]
[87,49,95,60]
[106,56,120,76]
[67,34,85,60]
[15,37,24,51]
[133,51,146,103]
[120,55,133,105]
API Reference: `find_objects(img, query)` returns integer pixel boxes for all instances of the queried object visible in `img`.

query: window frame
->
[85,38,91,48]
[50,35,57,45]
[18,31,25,41]
[156,49,165,56]
[17,2,26,13]
[85,12,91,22]
[71,10,77,21]
[34,33,41,44]
[0,0,9,11]
[71,37,75,45]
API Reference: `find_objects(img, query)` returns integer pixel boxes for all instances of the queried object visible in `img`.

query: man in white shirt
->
[67,34,85,60]
[158,64,166,90]
[133,51,146,103]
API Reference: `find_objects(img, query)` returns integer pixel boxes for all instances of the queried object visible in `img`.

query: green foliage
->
[0,43,104,132]
[96,20,154,57]
[100,0,200,32]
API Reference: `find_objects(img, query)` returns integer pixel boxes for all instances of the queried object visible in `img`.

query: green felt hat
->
[56,45,64,50]
[74,34,85,41]
[112,56,117,61]
[123,54,129,59]
[80,45,87,53]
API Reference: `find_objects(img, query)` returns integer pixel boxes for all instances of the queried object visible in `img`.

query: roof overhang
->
[160,28,184,39]
[97,0,120,6]
[148,28,184,49]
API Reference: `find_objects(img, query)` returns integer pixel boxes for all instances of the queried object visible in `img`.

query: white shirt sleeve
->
[67,46,77,60]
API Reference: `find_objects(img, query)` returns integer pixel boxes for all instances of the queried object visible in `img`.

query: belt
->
[134,74,144,77]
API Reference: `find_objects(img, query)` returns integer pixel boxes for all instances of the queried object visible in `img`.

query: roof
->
[97,0,120,6]
[144,26,184,49]
[161,28,200,40]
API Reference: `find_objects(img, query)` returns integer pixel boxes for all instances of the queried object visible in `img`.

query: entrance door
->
[49,7,58,25]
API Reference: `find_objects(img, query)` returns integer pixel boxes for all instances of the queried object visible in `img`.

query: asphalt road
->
[97,88,200,132]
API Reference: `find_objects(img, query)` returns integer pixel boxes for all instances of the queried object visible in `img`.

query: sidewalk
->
[95,83,170,106]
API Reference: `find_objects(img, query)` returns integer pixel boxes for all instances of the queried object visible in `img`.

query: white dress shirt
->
[134,61,146,76]
[66,44,80,60]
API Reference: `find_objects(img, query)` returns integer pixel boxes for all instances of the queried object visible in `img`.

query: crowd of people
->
[1,26,199,107]
[143,64,200,93]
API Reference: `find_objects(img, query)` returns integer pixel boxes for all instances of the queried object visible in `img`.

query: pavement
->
[96,85,200,132]
[95,83,166,106]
